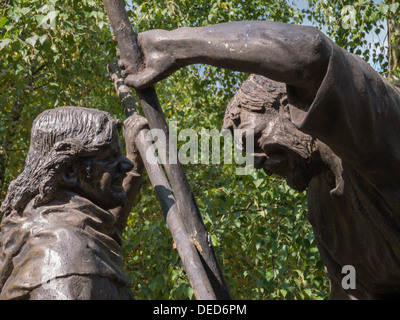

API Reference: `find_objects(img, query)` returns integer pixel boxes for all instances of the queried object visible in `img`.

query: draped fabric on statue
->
[0,190,133,300]
[287,41,400,299]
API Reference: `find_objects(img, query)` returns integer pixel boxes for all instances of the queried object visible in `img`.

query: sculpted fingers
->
[118,59,125,70]
[124,68,160,89]
[116,48,142,76]
[124,114,148,130]
[124,114,148,138]
[116,48,126,69]
[118,30,178,89]
[123,114,149,156]
[124,115,149,146]
[124,53,177,89]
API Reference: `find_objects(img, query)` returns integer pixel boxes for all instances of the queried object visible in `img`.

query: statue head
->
[1,106,134,217]
[223,74,323,191]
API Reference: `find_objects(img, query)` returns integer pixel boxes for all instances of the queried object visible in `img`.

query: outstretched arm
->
[121,21,332,105]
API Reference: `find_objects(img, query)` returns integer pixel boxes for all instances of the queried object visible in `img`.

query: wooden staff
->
[107,62,224,299]
[102,0,230,299]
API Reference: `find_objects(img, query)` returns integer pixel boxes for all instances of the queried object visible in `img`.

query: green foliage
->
[197,170,328,299]
[305,0,399,76]
[1,0,397,300]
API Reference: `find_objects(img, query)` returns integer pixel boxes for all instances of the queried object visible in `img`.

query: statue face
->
[223,78,322,192]
[74,130,134,209]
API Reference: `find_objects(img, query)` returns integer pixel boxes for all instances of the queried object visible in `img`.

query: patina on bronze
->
[119,21,400,299]
[0,106,146,299]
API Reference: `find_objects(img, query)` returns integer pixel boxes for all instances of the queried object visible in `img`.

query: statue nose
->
[119,156,134,172]
[229,105,241,121]
[223,103,241,130]
[229,114,240,128]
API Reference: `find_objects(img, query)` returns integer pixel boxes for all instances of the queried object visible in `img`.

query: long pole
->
[108,62,220,299]
[103,1,230,300]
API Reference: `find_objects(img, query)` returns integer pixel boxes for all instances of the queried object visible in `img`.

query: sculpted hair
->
[0,106,121,218]
[226,74,288,114]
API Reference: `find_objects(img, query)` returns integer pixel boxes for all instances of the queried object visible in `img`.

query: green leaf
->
[390,3,399,14]
[253,178,264,188]
[185,286,194,299]
[304,288,312,297]
[0,16,9,27]
[38,10,59,29]
[392,69,400,79]
[0,38,12,50]
[20,7,31,16]
[26,35,39,47]
[39,35,47,44]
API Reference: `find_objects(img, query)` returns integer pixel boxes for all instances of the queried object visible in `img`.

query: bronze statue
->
[119,21,400,299]
[0,106,147,299]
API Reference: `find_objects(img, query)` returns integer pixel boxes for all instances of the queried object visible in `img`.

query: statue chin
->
[281,153,315,192]
[108,191,128,209]
[284,172,310,192]
[253,147,315,192]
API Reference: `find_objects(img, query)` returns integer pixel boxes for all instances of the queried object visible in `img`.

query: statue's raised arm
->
[120,21,331,105]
